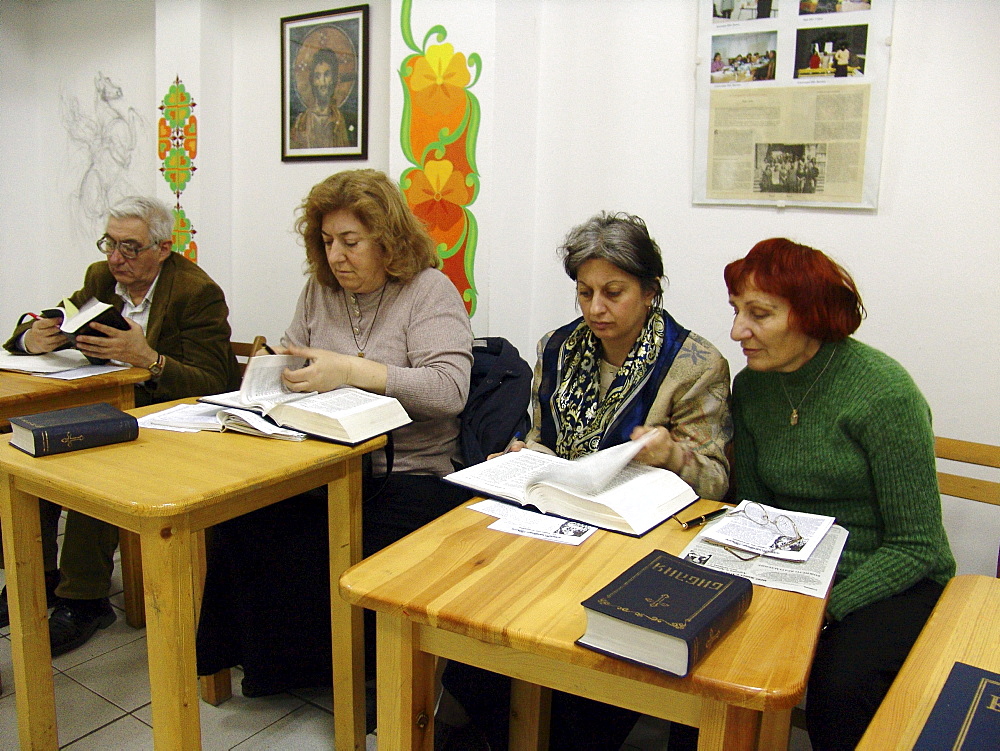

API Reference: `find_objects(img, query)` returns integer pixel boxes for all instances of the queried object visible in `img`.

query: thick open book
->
[200,354,410,444]
[445,432,698,535]
[41,298,130,365]
[57,298,130,341]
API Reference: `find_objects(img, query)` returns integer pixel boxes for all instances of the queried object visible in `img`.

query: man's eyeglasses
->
[722,501,803,561]
[97,235,158,260]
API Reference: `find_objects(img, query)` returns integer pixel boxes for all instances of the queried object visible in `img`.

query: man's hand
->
[76,319,157,368]
[23,316,69,354]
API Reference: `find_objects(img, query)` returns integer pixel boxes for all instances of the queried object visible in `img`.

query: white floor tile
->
[288,685,333,713]
[63,636,151,711]
[51,672,130,747]
[62,714,155,750]
[134,690,306,751]
[231,703,335,750]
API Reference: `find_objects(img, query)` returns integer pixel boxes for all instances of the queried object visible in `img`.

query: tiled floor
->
[0,534,812,749]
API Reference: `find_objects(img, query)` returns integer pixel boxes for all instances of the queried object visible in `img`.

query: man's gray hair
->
[107,196,174,246]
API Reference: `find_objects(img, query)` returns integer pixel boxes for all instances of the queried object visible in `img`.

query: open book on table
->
[444,431,698,535]
[200,354,410,444]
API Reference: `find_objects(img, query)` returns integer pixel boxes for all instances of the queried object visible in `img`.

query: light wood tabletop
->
[858,574,1000,749]
[0,398,384,750]
[0,367,149,432]
[340,498,828,751]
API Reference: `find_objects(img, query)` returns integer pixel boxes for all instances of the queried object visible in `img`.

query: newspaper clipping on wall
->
[694,0,895,209]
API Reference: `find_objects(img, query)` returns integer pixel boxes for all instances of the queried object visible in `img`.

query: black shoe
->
[48,597,116,656]
[0,569,61,629]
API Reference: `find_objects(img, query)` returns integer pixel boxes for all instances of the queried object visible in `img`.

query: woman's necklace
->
[343,284,387,358]
[779,344,837,426]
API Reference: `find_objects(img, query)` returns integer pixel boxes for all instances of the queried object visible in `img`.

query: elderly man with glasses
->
[2,195,240,654]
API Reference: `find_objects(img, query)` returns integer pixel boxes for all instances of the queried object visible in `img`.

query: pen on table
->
[675,507,730,531]
[261,343,277,355]
[500,432,523,455]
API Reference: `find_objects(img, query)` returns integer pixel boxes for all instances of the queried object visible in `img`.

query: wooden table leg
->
[140,518,202,750]
[757,708,792,751]
[699,700,760,751]
[377,613,436,751]
[1,476,58,750]
[119,529,146,628]
[510,679,551,751]
[329,456,365,750]
[192,528,232,705]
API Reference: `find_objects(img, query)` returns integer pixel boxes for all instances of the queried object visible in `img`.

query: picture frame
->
[281,5,369,161]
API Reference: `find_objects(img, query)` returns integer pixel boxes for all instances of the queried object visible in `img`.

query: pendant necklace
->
[343,284,387,358]
[779,344,837,426]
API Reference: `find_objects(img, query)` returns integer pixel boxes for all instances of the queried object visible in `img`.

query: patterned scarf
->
[538,308,689,459]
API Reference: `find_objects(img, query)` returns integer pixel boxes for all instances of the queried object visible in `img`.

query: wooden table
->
[0,399,383,750]
[340,499,828,751]
[0,367,149,431]
[858,574,1000,749]
[1,367,151,628]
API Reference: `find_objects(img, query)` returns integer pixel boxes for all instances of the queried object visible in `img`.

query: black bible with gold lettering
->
[577,549,753,677]
[8,402,139,457]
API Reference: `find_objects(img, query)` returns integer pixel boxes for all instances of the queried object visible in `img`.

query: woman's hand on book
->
[487,438,525,460]
[281,345,388,395]
[630,425,688,475]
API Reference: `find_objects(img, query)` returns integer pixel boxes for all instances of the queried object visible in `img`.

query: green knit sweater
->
[732,338,955,621]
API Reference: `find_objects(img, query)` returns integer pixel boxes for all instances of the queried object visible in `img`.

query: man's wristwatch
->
[147,354,165,379]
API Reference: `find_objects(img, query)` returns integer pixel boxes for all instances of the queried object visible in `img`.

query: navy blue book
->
[914,661,1000,750]
[9,402,139,457]
[577,549,753,677]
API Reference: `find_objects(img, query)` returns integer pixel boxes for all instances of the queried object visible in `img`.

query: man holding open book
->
[3,195,240,654]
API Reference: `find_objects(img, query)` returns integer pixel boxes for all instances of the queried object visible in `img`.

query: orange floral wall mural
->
[398,0,481,315]
[158,77,198,261]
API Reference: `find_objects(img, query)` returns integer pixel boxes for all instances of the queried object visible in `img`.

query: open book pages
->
[236,354,311,408]
[200,354,411,444]
[445,434,698,536]
[60,298,128,336]
[217,408,306,441]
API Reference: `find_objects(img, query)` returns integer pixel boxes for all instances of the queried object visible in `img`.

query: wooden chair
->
[232,335,268,377]
[934,436,1000,576]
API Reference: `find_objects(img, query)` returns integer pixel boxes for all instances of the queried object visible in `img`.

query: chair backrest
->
[232,335,267,377]
[935,437,1000,577]
[935,437,1000,506]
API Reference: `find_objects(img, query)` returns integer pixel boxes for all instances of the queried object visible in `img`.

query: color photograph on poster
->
[281,5,369,161]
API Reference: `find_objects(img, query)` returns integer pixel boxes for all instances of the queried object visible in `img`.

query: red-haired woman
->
[724,238,954,751]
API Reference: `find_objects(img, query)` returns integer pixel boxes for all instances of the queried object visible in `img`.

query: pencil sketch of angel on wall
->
[61,72,145,224]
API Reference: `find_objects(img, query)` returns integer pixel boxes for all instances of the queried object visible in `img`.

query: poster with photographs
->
[281,5,369,161]
[695,0,893,208]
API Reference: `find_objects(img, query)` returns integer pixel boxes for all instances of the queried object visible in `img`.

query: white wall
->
[2,0,997,573]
